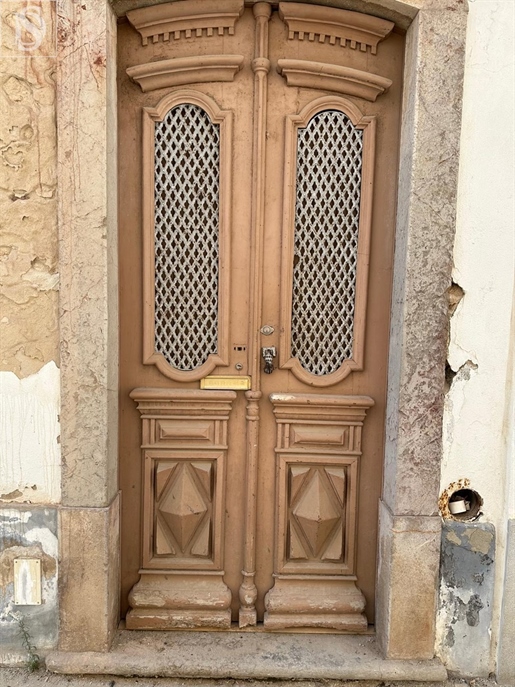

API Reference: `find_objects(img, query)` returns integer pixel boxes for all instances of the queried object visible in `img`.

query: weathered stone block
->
[58,495,120,652]
[376,500,441,659]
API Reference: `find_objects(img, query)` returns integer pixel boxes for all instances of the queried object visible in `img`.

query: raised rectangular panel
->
[289,424,349,449]
[155,420,215,445]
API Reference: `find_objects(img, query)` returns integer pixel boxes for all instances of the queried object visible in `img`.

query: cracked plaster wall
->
[0,53,58,377]
[0,3,60,503]
[439,0,515,676]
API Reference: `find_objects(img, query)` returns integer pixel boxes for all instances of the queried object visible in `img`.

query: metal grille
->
[291,110,363,376]
[154,104,220,371]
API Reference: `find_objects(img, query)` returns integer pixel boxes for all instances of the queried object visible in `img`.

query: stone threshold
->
[46,630,447,681]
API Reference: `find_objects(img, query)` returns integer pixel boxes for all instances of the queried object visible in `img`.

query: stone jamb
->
[56,0,467,658]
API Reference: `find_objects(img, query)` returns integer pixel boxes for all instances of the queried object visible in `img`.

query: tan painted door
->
[118,0,404,630]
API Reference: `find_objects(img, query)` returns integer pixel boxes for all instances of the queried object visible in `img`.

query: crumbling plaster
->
[0,4,60,503]
[0,53,58,378]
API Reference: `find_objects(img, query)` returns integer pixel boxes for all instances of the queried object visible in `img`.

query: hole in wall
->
[445,361,456,391]
[449,488,483,521]
[445,359,478,394]
[448,281,465,317]
[439,480,483,521]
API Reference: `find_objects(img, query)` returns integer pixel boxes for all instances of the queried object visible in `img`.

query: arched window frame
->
[279,95,376,387]
[142,90,233,381]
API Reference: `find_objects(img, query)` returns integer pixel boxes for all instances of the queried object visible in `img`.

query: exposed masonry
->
[448,282,465,317]
[445,281,476,391]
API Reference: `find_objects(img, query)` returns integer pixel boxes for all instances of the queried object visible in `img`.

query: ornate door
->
[118,0,403,630]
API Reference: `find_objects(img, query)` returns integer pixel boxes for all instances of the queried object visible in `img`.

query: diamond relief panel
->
[288,466,345,562]
[155,461,213,558]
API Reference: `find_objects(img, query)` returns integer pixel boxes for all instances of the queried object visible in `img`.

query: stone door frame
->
[56,0,467,658]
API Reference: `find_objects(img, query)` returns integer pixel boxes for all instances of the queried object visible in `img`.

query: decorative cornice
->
[127,0,244,46]
[130,388,237,418]
[270,393,374,424]
[277,59,392,102]
[127,54,244,92]
[278,2,394,55]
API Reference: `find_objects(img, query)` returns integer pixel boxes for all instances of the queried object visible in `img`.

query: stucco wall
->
[0,0,60,503]
[0,0,60,659]
[437,0,515,677]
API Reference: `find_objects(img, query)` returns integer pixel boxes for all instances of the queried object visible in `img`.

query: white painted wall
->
[440,0,515,671]
[0,361,61,503]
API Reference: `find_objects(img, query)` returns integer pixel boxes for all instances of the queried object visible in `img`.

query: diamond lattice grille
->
[154,104,220,371]
[291,110,363,376]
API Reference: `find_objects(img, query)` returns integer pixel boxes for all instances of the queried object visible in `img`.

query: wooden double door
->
[119,0,403,630]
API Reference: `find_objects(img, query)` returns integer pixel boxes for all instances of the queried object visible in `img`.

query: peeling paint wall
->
[439,0,515,676]
[0,362,60,503]
[0,6,60,502]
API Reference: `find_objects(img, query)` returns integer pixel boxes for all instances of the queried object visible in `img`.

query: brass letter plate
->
[200,375,251,391]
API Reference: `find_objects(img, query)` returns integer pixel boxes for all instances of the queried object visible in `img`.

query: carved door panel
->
[118,0,404,631]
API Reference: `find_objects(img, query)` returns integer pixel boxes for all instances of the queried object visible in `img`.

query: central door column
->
[238,1,272,628]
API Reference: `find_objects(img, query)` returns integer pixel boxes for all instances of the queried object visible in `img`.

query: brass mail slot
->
[200,375,251,391]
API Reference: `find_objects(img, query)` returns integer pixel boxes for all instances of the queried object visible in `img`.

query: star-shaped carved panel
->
[289,465,346,562]
[154,461,213,558]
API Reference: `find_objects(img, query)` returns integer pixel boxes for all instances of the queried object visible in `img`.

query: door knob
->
[262,347,276,374]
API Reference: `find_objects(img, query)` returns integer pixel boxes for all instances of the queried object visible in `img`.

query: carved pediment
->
[278,2,394,55]
[277,59,392,102]
[127,0,244,46]
[127,54,244,92]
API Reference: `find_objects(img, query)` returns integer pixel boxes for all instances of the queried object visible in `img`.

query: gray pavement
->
[0,668,505,687]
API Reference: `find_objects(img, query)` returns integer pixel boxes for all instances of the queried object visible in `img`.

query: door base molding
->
[126,571,232,630]
[264,575,367,631]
